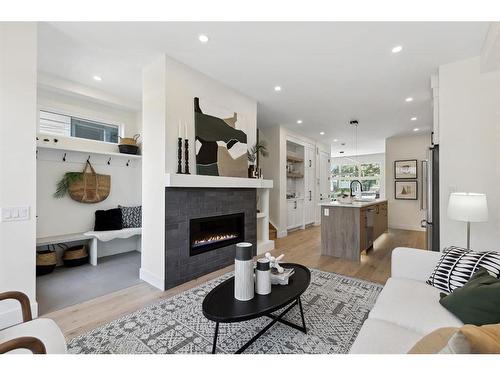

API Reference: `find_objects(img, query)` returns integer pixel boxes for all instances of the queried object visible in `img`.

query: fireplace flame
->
[193,233,239,246]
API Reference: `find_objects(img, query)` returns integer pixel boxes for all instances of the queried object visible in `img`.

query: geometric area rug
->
[68,269,382,354]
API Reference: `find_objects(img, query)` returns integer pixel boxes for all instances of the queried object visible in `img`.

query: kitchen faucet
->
[350,180,363,197]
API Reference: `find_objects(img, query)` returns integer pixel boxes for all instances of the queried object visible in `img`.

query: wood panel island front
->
[320,199,388,262]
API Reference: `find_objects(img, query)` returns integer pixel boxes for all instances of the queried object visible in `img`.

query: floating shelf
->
[37,143,142,159]
[286,155,304,163]
[287,172,304,179]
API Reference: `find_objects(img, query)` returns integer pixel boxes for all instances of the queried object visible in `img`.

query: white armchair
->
[0,291,66,354]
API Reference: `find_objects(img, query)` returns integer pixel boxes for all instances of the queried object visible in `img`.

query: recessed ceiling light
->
[413,128,420,132]
[405,97,414,102]
[320,131,325,135]
[198,34,209,43]
[297,120,303,124]
[274,86,282,92]
[333,139,338,142]
[392,45,403,53]
[93,75,102,81]
[411,117,417,121]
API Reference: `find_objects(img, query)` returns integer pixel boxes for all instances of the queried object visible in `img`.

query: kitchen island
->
[320,199,388,262]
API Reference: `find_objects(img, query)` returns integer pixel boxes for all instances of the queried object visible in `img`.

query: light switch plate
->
[1,207,30,222]
[324,208,329,216]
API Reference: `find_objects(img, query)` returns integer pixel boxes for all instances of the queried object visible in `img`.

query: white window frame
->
[331,162,382,195]
[38,106,125,145]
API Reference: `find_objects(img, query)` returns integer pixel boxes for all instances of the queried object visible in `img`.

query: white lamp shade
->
[447,192,488,222]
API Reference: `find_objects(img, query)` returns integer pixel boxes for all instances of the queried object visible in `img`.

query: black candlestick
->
[177,137,183,174]
[184,139,190,174]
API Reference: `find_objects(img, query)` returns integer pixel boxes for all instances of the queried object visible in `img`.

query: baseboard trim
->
[139,268,165,291]
[389,224,426,232]
[0,301,38,330]
[277,230,287,238]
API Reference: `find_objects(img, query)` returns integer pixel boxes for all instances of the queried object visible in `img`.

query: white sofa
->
[350,247,463,354]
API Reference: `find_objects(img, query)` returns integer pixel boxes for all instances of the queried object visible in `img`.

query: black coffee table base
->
[211,296,307,354]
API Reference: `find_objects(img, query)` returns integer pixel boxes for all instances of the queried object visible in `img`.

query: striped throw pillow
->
[426,246,500,294]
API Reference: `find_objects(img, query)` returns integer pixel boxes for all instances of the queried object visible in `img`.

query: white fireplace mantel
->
[165,173,273,189]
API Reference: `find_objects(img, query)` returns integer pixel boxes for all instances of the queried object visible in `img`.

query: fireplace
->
[189,213,245,256]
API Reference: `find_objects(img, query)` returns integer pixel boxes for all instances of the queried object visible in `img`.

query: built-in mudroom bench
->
[163,174,274,289]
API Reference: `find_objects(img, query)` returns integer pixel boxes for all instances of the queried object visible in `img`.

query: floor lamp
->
[447,192,488,250]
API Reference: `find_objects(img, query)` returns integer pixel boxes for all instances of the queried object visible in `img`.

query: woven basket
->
[62,245,89,267]
[68,161,110,204]
[36,250,57,276]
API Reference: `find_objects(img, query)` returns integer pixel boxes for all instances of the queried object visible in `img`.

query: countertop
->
[319,198,387,208]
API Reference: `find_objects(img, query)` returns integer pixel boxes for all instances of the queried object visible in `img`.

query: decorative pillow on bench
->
[119,205,142,228]
[94,208,123,231]
[426,246,500,294]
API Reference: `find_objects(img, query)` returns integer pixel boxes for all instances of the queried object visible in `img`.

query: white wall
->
[439,57,500,251]
[385,133,430,232]
[38,88,141,137]
[164,56,257,174]
[0,23,38,328]
[330,153,386,199]
[140,55,258,290]
[140,56,167,290]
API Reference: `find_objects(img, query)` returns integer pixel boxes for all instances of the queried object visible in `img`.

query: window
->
[39,110,120,144]
[331,161,382,198]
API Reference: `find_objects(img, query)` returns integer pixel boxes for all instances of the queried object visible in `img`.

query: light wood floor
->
[43,226,425,340]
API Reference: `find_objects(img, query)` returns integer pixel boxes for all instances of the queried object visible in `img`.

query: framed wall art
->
[395,180,418,200]
[394,159,417,179]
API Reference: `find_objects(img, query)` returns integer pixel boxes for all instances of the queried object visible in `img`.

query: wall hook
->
[126,160,130,167]
[87,155,91,162]
[62,153,67,162]
[107,157,112,165]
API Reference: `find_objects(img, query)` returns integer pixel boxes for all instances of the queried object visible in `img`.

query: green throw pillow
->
[440,268,500,326]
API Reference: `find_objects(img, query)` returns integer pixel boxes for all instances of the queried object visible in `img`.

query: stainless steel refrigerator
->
[421,145,440,251]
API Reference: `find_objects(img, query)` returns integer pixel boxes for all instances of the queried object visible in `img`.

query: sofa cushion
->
[0,318,67,354]
[368,277,463,334]
[349,318,424,354]
[426,246,500,294]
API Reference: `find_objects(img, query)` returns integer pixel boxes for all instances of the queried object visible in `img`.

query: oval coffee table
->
[202,263,311,354]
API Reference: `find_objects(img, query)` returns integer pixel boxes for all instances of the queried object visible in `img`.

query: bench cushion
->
[84,227,141,242]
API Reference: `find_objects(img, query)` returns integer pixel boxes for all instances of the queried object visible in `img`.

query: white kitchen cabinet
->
[287,199,304,230]
[304,145,316,225]
[287,200,296,229]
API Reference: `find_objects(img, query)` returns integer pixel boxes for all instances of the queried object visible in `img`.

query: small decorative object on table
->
[255,258,271,295]
[234,242,254,301]
[271,267,295,285]
[265,252,284,273]
[265,252,295,285]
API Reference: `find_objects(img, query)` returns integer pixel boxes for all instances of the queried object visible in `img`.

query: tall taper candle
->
[184,138,190,174]
[177,137,182,174]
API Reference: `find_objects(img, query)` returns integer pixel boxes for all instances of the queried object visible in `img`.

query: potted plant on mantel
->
[247,139,269,178]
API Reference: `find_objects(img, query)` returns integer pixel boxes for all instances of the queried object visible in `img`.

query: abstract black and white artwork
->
[194,97,248,177]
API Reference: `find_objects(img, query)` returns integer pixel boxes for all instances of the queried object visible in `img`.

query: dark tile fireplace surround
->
[165,187,256,289]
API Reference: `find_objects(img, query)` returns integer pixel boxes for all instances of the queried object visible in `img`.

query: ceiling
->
[38,22,489,155]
